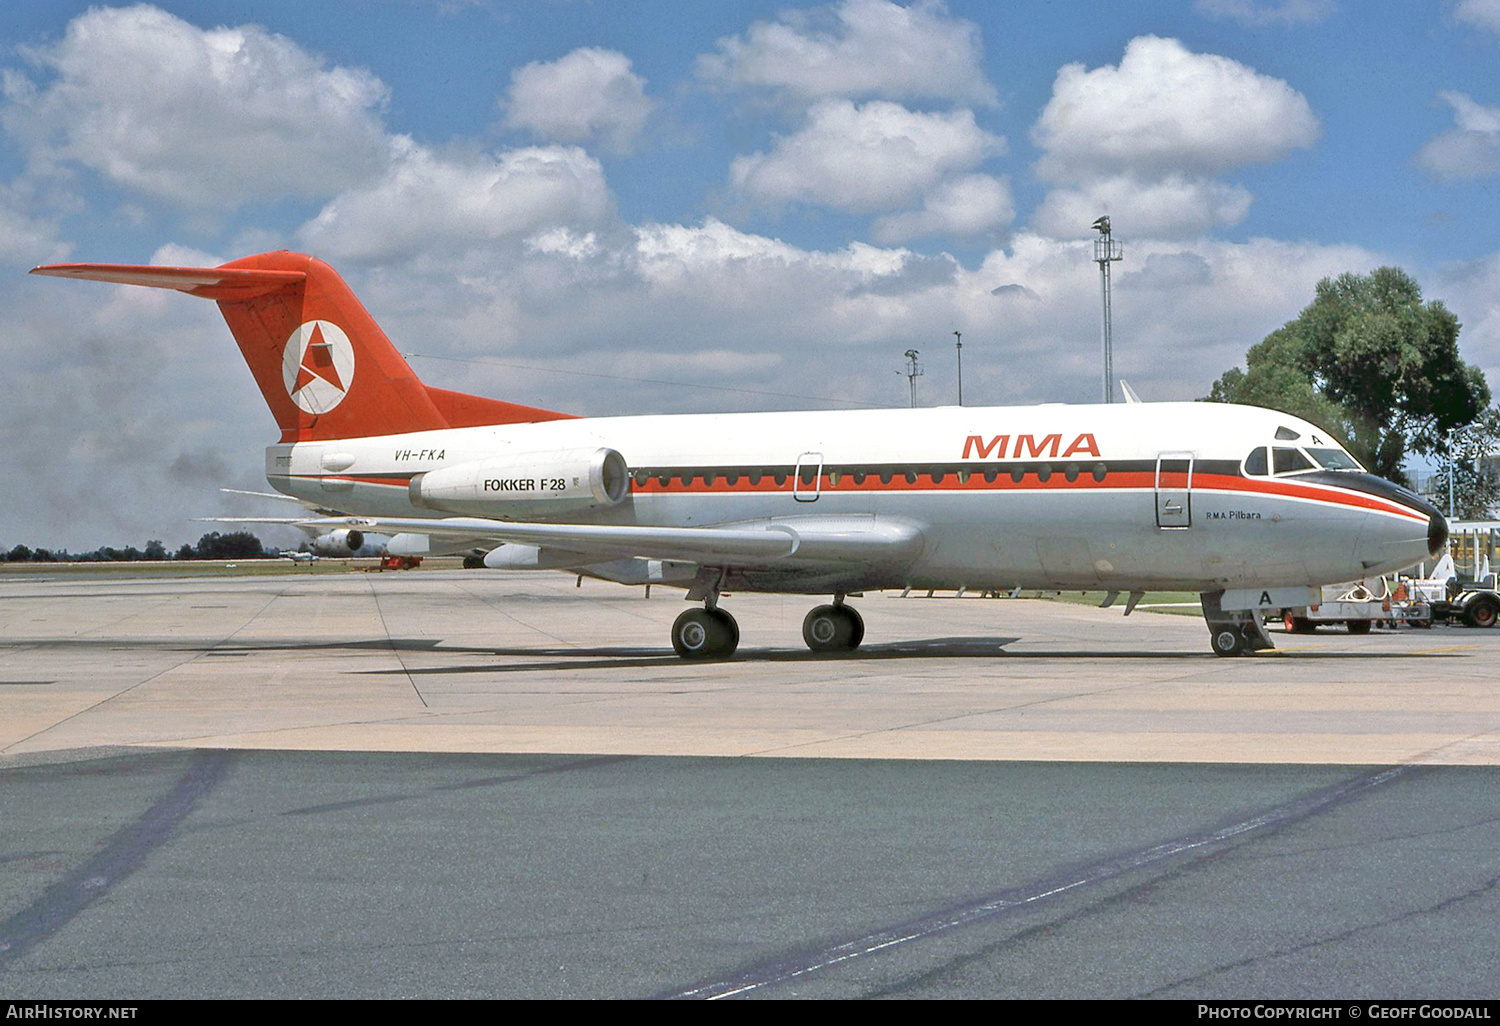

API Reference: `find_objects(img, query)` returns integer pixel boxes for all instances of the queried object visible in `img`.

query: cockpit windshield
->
[1244,444,1363,477]
[1273,447,1315,474]
[1306,447,1362,471]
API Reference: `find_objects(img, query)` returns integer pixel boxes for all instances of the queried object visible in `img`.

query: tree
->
[193,531,265,559]
[1432,408,1500,520]
[1206,267,1489,484]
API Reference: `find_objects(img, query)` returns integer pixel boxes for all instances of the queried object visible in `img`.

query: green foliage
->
[1,536,266,563]
[1206,267,1489,484]
[193,531,265,559]
[1432,408,1500,520]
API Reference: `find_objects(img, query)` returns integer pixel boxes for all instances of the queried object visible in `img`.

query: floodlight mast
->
[954,331,963,406]
[1092,216,1123,404]
[902,349,923,408]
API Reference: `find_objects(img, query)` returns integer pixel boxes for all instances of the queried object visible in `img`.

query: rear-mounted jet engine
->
[409,447,628,518]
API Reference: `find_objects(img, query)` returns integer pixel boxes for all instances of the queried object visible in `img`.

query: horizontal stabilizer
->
[30,263,303,301]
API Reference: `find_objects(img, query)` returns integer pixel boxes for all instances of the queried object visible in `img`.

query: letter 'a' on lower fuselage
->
[30,251,1448,659]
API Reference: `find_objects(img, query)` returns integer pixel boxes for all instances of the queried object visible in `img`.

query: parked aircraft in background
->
[208,488,389,557]
[32,253,1447,658]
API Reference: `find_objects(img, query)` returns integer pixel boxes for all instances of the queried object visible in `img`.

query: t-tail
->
[29,251,573,442]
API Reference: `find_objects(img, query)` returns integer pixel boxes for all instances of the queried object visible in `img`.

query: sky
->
[2,0,1499,550]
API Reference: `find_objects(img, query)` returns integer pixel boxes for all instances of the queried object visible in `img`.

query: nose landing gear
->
[1202,590,1275,657]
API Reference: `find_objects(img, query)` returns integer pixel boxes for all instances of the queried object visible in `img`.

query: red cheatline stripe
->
[627,472,1427,522]
[287,471,1428,523]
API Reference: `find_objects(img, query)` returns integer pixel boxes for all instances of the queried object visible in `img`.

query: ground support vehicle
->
[1419,557,1500,628]
[1278,577,1429,634]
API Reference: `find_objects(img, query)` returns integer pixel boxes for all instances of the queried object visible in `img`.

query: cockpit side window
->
[1275,426,1301,441]
[1245,447,1268,476]
[1273,447,1315,474]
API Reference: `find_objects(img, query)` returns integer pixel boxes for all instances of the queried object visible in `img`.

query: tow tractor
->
[1405,553,1500,628]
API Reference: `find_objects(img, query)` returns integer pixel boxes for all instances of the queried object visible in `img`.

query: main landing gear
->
[671,607,740,659]
[669,592,866,660]
[802,599,864,654]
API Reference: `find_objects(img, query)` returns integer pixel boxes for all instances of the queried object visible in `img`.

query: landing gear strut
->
[802,595,865,654]
[672,572,738,660]
[1202,590,1274,657]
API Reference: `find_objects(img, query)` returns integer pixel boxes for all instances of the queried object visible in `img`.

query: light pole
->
[953,331,963,406]
[902,349,922,408]
[1092,216,1123,403]
[1449,426,1458,519]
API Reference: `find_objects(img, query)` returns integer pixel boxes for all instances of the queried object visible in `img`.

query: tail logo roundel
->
[282,320,355,414]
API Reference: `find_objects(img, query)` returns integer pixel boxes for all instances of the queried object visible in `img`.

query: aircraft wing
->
[280,514,926,566]
[196,516,313,525]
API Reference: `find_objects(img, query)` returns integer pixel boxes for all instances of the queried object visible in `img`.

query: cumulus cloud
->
[0,181,69,267]
[1194,0,1338,26]
[1417,91,1500,179]
[1453,0,1500,35]
[1432,250,1500,390]
[696,0,997,105]
[502,47,655,155]
[1030,36,1318,239]
[730,100,1003,213]
[298,138,612,263]
[870,174,1014,243]
[7,262,269,550]
[334,212,1387,420]
[1031,174,1254,240]
[1034,36,1318,180]
[0,4,390,209]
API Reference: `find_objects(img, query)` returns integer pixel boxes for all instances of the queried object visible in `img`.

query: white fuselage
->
[266,401,1439,594]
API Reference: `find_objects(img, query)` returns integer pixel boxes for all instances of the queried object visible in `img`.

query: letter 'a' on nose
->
[1429,511,1449,557]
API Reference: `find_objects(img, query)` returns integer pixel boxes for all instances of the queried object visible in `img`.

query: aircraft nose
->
[1429,509,1450,557]
[1329,472,1448,574]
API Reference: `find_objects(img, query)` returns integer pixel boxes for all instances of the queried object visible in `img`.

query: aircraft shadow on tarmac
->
[1,635,1467,675]
[322,636,1465,675]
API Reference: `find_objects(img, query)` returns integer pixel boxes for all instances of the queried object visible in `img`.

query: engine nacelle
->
[409,448,629,517]
[312,528,364,554]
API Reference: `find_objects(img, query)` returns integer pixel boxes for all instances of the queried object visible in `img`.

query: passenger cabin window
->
[1245,447,1268,476]
[1273,447,1315,474]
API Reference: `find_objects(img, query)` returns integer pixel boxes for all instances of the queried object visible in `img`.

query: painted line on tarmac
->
[662,764,1411,1000]
[0,750,233,967]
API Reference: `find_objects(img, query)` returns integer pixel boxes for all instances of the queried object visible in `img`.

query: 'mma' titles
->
[961,434,1100,460]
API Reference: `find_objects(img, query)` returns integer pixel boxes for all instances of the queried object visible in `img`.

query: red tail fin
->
[31,250,572,442]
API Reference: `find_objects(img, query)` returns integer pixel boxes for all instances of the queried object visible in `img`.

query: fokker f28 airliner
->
[31,252,1447,658]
